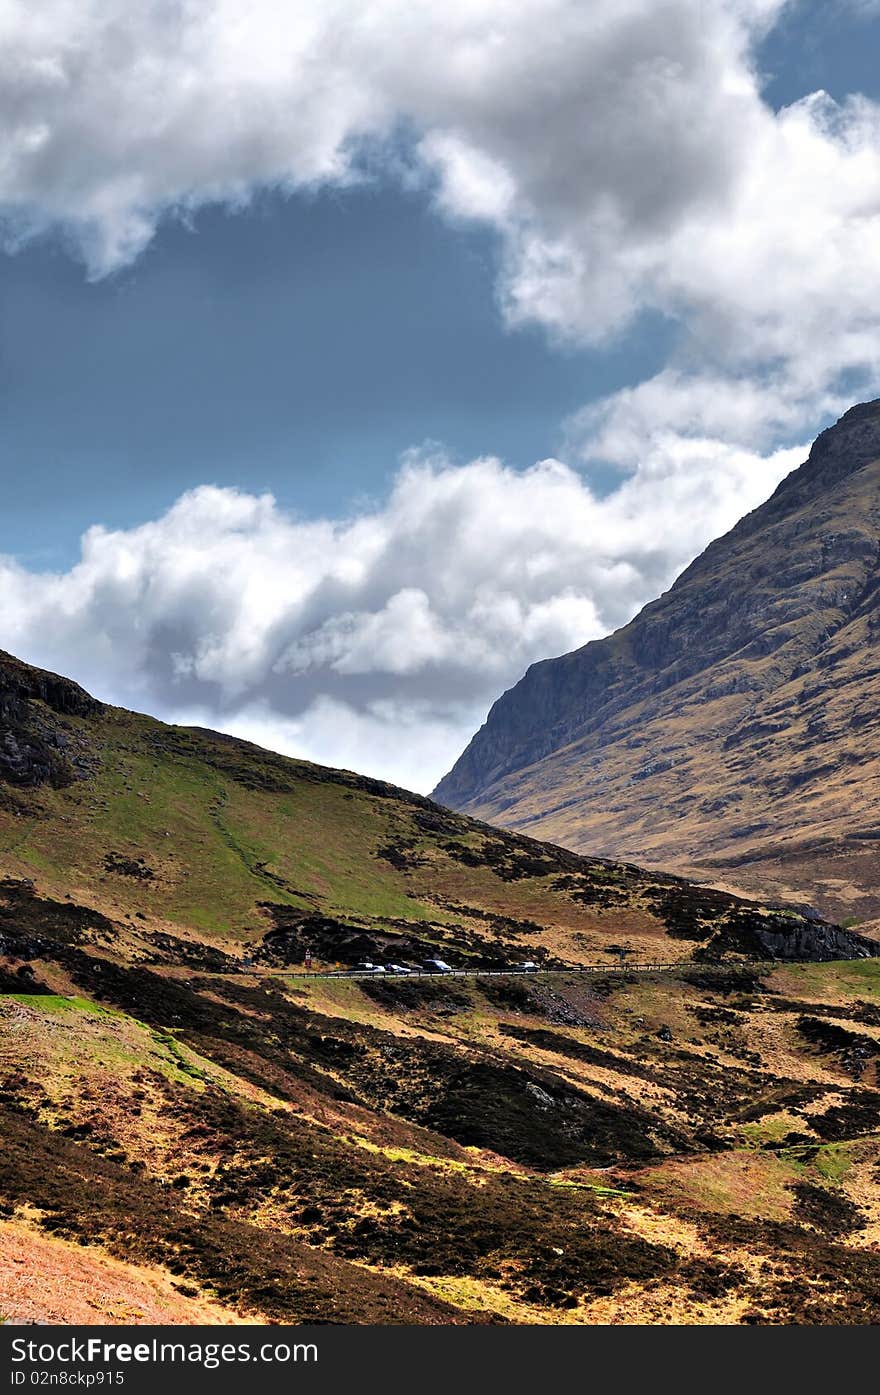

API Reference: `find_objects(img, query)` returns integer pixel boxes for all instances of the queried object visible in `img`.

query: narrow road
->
[262,961,754,982]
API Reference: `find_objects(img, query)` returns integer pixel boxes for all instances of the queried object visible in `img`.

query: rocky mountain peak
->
[810,397,880,470]
[776,395,880,508]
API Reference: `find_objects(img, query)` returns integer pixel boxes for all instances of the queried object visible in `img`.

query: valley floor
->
[3,942,880,1325]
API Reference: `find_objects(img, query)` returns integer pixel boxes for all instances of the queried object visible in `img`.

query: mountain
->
[3,650,880,1325]
[434,399,880,926]
[3,648,870,972]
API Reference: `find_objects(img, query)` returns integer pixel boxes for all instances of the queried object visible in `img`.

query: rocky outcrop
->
[0,651,100,788]
[0,650,100,718]
[702,914,880,963]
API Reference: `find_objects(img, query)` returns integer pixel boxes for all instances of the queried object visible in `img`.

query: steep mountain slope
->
[3,649,880,1324]
[434,400,880,924]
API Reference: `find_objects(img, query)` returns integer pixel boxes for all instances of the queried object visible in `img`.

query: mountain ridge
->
[433,399,880,923]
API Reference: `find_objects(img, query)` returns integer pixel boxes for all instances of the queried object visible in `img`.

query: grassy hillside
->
[0,669,871,971]
[3,650,880,1324]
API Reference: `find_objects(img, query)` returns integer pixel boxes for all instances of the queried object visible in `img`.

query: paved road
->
[261,961,753,982]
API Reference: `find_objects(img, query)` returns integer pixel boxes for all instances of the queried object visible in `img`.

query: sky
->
[0,0,879,793]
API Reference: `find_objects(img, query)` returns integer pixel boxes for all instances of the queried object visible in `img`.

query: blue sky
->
[0,189,671,567]
[4,2,876,571]
[0,1,879,791]
[759,0,880,109]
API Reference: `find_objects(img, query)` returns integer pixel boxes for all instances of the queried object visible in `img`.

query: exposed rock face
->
[0,650,100,718]
[0,650,100,788]
[706,916,879,963]
[433,400,880,922]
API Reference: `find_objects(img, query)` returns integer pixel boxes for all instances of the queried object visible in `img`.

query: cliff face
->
[0,650,101,789]
[433,400,880,922]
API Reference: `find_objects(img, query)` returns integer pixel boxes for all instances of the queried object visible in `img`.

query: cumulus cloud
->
[2,0,879,786]
[1,3,878,439]
[0,1,773,275]
[0,441,804,792]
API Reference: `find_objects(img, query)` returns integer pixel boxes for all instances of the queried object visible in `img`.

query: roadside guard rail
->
[252,961,756,981]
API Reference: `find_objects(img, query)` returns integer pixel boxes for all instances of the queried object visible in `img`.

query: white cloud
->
[1,2,878,439]
[0,439,804,792]
[1,0,879,787]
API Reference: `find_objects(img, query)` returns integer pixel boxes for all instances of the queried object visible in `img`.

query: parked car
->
[514,961,539,972]
[423,958,453,974]
[384,963,414,975]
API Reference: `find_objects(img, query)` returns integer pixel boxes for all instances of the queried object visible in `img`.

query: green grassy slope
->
[0,655,872,970]
[4,650,880,1325]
